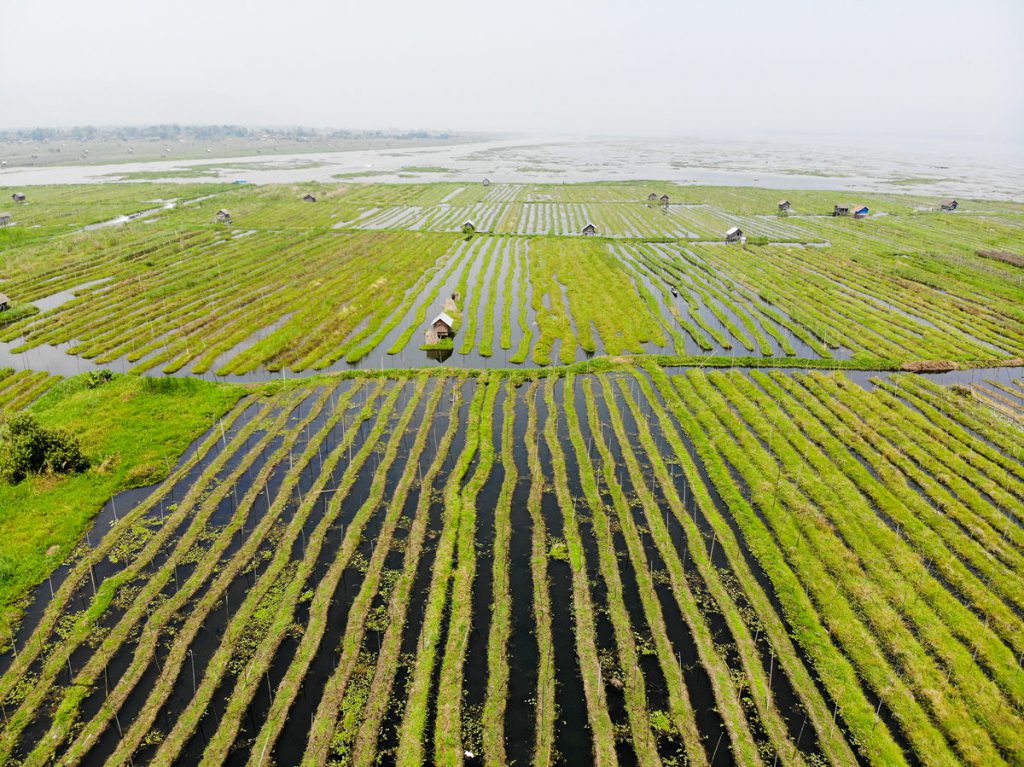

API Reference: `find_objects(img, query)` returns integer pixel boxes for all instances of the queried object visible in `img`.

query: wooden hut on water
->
[941,199,958,211]
[424,312,455,345]
[462,221,476,234]
[778,200,791,212]
[725,226,744,243]
[832,204,850,217]
[303,194,317,203]
[11,193,26,203]
[0,293,10,312]
[852,204,869,219]
[660,194,670,207]
[0,213,11,227]
[215,209,232,224]
[647,192,658,201]
[581,222,597,236]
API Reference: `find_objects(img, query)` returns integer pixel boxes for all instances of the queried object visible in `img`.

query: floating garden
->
[0,180,1021,766]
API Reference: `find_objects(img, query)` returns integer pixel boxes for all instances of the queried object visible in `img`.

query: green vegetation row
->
[2,183,1020,377]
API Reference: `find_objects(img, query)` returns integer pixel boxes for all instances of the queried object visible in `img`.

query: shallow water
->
[4,134,1022,200]
[31,277,113,313]
[80,199,178,231]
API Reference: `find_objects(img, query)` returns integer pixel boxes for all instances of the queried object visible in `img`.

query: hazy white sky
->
[2,0,1021,141]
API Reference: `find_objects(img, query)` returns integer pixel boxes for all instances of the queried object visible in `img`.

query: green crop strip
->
[770,373,1024,655]
[114,379,386,765]
[628,368,860,767]
[0,369,61,412]
[432,376,500,766]
[393,381,487,767]
[683,370,1007,765]
[458,237,498,356]
[523,381,557,765]
[252,377,435,767]
[131,379,393,765]
[579,377,716,766]
[509,240,534,364]
[566,376,663,766]
[347,381,465,767]
[541,377,617,766]
[643,364,911,766]
[709,370,1023,761]
[481,380,517,764]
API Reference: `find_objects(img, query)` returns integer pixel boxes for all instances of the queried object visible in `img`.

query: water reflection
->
[426,347,454,364]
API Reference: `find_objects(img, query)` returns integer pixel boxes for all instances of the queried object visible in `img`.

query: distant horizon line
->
[0,125,1021,147]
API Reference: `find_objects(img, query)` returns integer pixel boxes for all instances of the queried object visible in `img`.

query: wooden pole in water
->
[711,731,724,764]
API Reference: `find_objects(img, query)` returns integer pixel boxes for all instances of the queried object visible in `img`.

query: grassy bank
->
[0,374,242,628]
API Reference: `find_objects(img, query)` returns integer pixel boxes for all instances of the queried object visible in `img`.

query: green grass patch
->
[0,373,242,628]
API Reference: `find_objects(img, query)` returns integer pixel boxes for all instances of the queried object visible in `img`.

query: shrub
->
[0,412,90,484]
[83,369,114,389]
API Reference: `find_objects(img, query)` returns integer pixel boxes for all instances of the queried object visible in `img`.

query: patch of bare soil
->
[900,360,958,372]
[977,250,1024,267]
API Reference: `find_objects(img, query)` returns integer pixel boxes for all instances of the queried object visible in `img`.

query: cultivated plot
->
[1,369,1021,767]
[0,182,1021,376]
